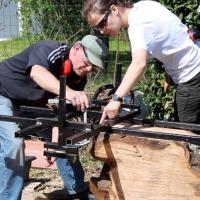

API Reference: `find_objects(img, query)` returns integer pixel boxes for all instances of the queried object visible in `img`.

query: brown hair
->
[82,0,133,21]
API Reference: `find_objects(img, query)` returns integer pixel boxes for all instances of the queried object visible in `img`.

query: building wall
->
[0,1,20,40]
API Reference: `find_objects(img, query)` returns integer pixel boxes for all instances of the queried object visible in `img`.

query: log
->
[90,123,200,200]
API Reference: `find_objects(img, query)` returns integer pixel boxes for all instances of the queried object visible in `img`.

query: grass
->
[0,37,32,61]
[0,36,131,60]
[109,36,131,52]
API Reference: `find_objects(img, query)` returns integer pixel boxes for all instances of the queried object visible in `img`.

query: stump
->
[90,123,200,200]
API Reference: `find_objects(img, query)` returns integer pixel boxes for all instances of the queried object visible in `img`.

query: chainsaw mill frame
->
[0,64,200,159]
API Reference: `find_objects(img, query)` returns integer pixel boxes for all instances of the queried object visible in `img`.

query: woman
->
[82,0,200,124]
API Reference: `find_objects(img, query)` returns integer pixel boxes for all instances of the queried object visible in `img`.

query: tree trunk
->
[90,123,200,200]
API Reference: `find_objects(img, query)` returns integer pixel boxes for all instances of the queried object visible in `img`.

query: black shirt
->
[0,40,87,106]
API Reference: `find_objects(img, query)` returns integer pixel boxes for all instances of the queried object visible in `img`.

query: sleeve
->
[27,44,50,69]
[128,25,153,54]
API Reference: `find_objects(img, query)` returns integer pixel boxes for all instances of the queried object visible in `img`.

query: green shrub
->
[137,61,176,120]
[17,0,88,41]
[160,0,200,29]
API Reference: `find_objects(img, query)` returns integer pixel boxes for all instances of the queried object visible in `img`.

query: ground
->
[22,144,103,200]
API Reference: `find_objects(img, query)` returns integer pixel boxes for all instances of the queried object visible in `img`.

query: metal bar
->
[154,120,200,131]
[15,123,43,138]
[65,111,82,119]
[58,76,66,145]
[20,106,55,115]
[113,63,122,88]
[44,150,77,160]
[132,118,200,132]
[111,127,200,145]
[67,110,140,144]
[91,100,140,110]
[132,118,153,126]
[67,132,91,144]
[44,142,79,154]
[0,114,92,129]
[67,126,107,144]
[106,109,141,126]
[0,115,36,124]
[87,110,102,119]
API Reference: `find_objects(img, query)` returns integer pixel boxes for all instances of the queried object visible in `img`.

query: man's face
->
[70,44,97,77]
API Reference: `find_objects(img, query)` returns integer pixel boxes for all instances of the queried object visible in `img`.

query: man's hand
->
[99,100,121,124]
[66,89,89,112]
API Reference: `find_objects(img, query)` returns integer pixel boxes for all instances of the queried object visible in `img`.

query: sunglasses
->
[93,11,110,31]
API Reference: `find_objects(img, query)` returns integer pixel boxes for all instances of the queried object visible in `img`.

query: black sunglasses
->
[93,11,110,31]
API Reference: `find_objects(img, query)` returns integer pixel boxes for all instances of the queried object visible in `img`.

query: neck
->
[118,7,132,28]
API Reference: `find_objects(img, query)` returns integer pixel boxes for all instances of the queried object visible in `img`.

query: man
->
[0,35,108,200]
[82,0,200,124]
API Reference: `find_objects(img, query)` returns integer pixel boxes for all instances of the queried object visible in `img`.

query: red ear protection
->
[62,59,72,76]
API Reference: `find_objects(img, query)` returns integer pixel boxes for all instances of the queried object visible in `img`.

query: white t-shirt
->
[128,1,200,84]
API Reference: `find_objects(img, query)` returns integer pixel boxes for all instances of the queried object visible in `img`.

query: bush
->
[160,0,200,29]
[137,61,176,120]
[17,0,88,41]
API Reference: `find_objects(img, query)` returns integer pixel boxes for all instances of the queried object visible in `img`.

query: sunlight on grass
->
[0,37,32,61]
[109,37,130,52]
[86,73,113,97]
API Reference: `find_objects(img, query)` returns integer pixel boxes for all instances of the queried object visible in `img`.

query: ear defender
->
[62,59,72,76]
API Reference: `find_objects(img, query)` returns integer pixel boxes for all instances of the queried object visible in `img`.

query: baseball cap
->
[80,35,108,69]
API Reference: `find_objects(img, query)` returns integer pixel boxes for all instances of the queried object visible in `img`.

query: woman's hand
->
[99,100,121,124]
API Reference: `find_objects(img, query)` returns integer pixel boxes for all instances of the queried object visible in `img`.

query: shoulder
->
[47,41,70,64]
[28,40,70,61]
[33,40,65,49]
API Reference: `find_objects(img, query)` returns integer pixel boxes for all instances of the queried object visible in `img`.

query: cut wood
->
[90,123,200,200]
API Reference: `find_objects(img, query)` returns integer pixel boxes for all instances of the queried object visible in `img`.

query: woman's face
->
[89,9,123,36]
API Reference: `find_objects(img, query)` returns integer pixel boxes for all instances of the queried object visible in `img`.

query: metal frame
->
[1,75,200,159]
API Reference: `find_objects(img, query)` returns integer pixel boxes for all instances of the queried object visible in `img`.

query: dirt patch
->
[22,144,103,200]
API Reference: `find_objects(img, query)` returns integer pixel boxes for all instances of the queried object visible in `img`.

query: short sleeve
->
[26,44,50,73]
[128,25,153,54]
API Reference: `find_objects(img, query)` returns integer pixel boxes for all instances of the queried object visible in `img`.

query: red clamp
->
[62,59,72,76]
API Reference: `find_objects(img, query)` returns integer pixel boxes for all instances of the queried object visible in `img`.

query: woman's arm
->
[100,49,148,124]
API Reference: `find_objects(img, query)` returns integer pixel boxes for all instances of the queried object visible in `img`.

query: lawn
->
[0,37,32,61]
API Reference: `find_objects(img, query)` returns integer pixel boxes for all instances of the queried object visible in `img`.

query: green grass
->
[0,37,35,61]
[105,37,131,78]
[86,73,113,97]
[109,37,131,52]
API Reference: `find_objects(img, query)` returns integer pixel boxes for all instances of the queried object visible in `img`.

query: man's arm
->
[100,49,148,123]
[30,65,89,111]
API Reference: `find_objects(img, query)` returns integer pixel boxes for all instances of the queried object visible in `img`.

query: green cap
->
[80,35,108,69]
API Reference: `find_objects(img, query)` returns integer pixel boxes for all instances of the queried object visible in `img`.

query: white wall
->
[0,0,21,40]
